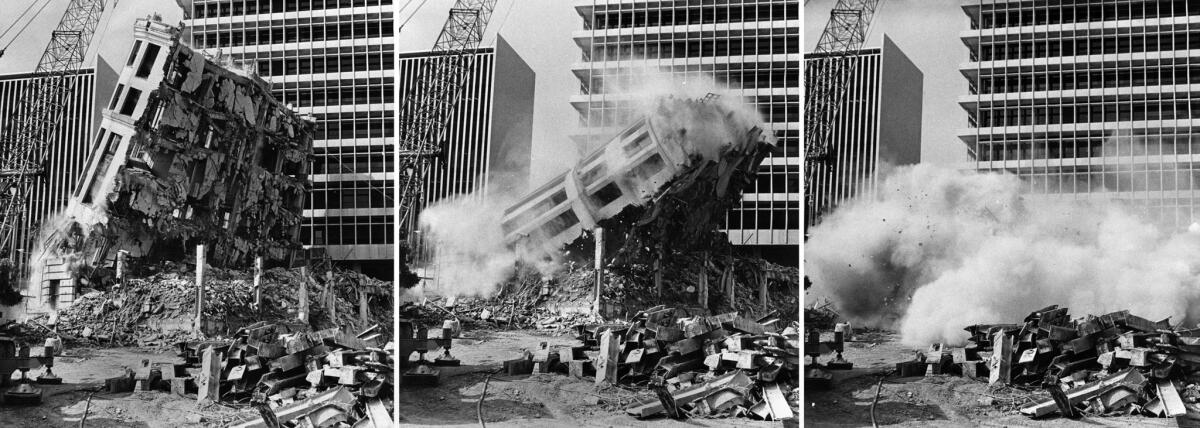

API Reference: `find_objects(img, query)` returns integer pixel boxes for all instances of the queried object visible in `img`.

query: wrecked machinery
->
[34,25,313,308]
[0,324,59,404]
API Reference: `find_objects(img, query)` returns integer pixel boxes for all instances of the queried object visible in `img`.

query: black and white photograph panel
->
[396,0,800,427]
[0,0,395,426]
[805,0,1200,426]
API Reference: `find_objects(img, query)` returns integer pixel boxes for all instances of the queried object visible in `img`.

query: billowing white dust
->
[806,164,1200,346]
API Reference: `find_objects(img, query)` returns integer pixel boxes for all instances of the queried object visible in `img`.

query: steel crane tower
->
[804,0,881,229]
[397,0,497,258]
[0,0,107,286]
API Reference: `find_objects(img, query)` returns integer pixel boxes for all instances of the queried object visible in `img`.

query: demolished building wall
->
[23,18,314,314]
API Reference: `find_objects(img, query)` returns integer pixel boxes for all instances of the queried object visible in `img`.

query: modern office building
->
[960,0,1200,228]
[805,36,923,227]
[399,36,536,259]
[572,0,801,263]
[0,62,115,274]
[185,0,395,277]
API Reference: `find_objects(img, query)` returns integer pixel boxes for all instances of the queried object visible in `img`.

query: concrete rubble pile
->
[497,305,799,422]
[40,262,392,347]
[103,322,394,427]
[914,305,1200,419]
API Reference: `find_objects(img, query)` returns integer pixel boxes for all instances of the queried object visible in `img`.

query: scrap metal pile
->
[920,305,1200,419]
[102,322,393,427]
[497,306,799,421]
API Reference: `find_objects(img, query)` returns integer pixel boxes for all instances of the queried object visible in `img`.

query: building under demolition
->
[25,19,314,314]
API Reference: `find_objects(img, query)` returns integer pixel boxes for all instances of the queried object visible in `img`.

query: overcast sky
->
[0,0,183,76]
[399,0,584,184]
[0,1,969,174]
[806,0,969,165]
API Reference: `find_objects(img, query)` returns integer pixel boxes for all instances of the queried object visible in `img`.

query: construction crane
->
[0,0,108,295]
[804,0,881,230]
[397,0,497,265]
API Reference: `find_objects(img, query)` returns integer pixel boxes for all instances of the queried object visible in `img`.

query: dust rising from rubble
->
[27,162,121,297]
[418,79,771,299]
[806,164,1200,346]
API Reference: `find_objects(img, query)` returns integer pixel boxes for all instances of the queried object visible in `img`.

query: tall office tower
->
[0,63,115,275]
[185,0,395,277]
[398,36,535,260]
[573,0,801,263]
[805,36,923,227]
[961,1,1200,228]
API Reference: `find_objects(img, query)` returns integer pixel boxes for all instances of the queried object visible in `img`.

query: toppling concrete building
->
[23,19,314,314]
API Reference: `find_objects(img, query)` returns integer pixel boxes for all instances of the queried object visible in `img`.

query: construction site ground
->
[0,346,235,427]
[805,331,1160,427]
[398,328,779,427]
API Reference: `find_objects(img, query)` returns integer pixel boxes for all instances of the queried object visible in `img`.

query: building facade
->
[572,0,801,263]
[399,36,535,258]
[0,62,115,277]
[185,0,395,277]
[960,0,1200,228]
[806,36,923,227]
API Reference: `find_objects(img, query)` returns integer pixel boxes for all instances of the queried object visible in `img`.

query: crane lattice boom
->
[803,0,881,227]
[397,0,497,246]
[0,0,106,270]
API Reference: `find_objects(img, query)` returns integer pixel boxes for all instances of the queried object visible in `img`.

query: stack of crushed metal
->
[103,322,393,427]
[924,305,1200,419]
[502,306,799,421]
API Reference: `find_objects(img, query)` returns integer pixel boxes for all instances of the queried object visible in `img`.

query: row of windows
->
[977,132,1200,160]
[974,101,1200,127]
[310,152,392,174]
[311,117,392,139]
[307,181,392,210]
[270,84,393,107]
[584,100,798,127]
[255,53,393,75]
[587,37,798,62]
[725,205,800,230]
[750,168,801,194]
[1015,169,1200,194]
[192,21,392,49]
[586,68,799,93]
[588,3,798,30]
[976,65,1200,94]
[972,1,1200,30]
[300,215,394,246]
[193,0,392,18]
[974,32,1200,62]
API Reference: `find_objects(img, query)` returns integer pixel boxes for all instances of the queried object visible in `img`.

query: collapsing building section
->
[103,43,313,266]
[29,24,313,312]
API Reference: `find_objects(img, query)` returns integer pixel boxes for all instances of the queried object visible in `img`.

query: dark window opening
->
[136,44,162,78]
[593,182,622,205]
[119,88,142,115]
[126,40,142,66]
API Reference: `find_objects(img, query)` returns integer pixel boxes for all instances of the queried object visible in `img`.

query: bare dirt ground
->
[0,346,236,428]
[805,331,1167,427]
[398,329,781,428]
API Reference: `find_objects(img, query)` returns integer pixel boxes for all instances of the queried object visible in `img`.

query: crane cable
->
[399,0,431,30]
[490,0,517,44]
[0,0,54,56]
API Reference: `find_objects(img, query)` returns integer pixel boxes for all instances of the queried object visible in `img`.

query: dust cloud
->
[806,164,1200,346]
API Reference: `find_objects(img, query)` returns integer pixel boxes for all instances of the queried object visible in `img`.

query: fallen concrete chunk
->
[1158,379,1187,417]
[1020,369,1146,418]
[626,371,752,418]
[763,382,794,420]
[229,386,356,428]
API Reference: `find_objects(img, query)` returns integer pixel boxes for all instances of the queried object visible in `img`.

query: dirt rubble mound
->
[34,261,392,346]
